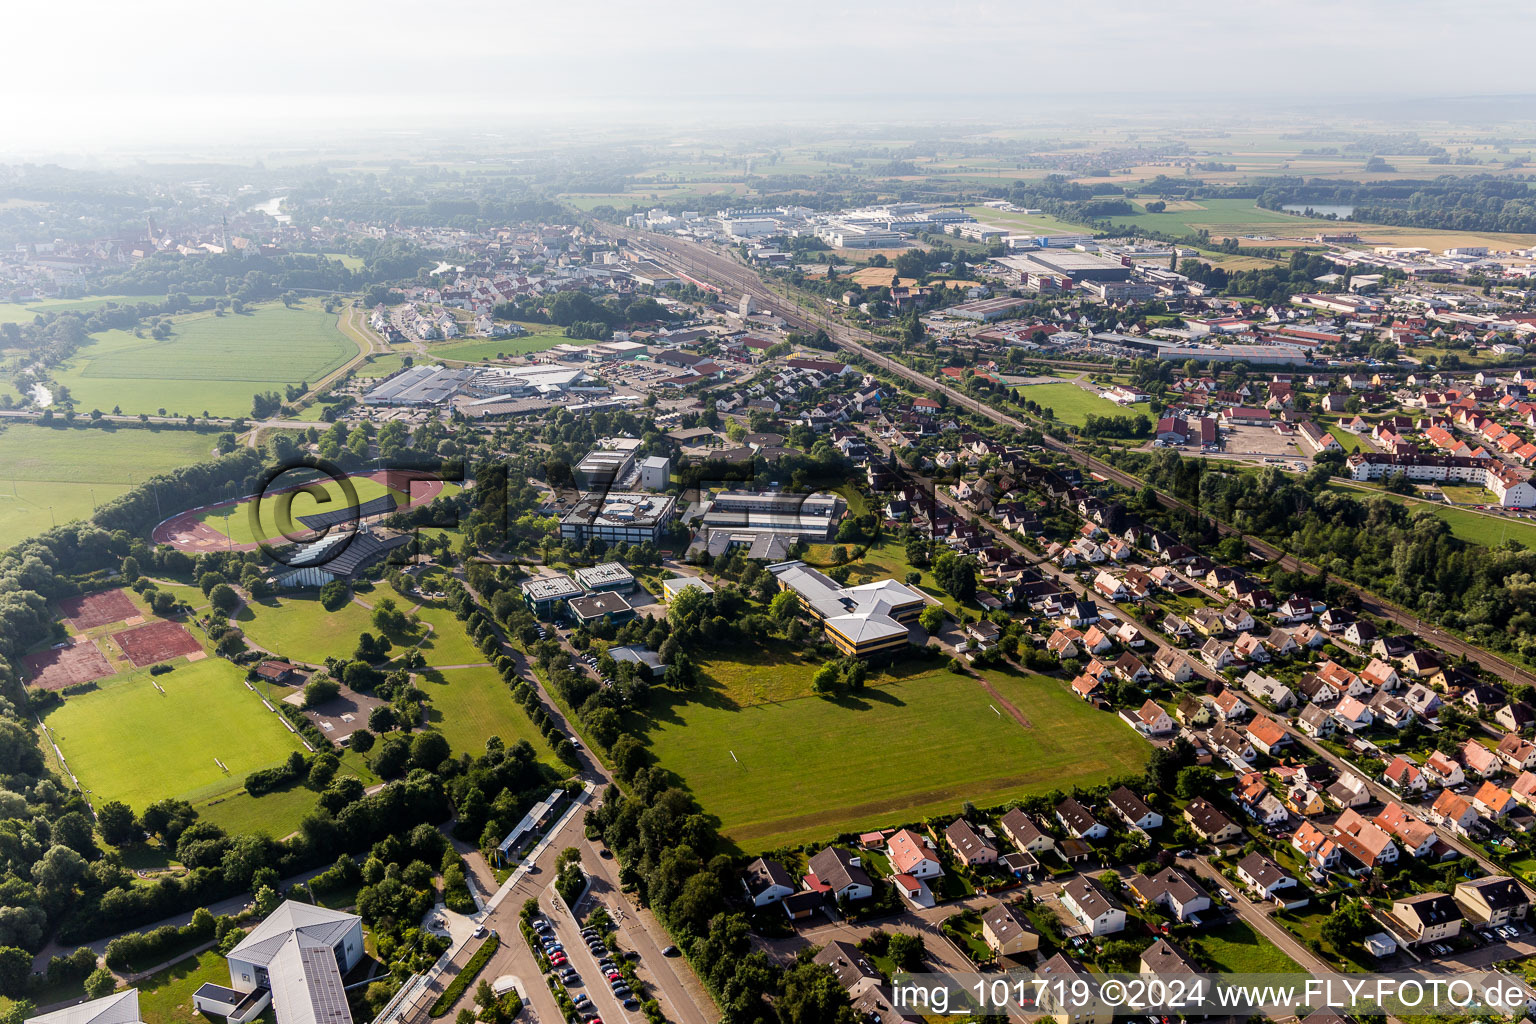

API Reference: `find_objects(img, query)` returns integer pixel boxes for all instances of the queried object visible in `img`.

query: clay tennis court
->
[112,620,203,666]
[22,640,114,691]
[58,588,139,630]
[149,468,448,553]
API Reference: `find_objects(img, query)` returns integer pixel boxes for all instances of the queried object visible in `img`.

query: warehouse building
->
[767,560,926,657]
[363,365,475,406]
[699,489,844,542]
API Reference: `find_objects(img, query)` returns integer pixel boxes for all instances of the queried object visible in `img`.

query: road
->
[429,573,714,1024]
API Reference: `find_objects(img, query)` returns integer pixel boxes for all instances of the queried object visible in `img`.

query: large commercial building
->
[699,490,845,542]
[521,573,584,616]
[768,560,925,657]
[362,365,475,406]
[575,448,636,490]
[574,562,636,594]
[560,491,678,545]
[194,901,364,1024]
[994,251,1132,285]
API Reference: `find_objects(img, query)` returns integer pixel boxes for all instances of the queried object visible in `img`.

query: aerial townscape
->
[11,5,1536,1024]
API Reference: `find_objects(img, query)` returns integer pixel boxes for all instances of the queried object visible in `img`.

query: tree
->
[886,932,926,971]
[1175,766,1218,800]
[410,731,450,771]
[812,665,839,694]
[96,801,139,847]
[209,583,240,615]
[918,605,945,634]
[83,966,116,999]
[319,580,350,612]
[303,676,341,708]
[373,735,411,778]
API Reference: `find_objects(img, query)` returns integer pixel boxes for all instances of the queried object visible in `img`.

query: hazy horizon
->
[7,0,1536,158]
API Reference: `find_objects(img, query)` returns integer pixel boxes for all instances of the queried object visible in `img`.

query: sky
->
[6,0,1536,153]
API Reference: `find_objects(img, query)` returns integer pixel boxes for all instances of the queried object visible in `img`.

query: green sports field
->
[1014,381,1152,427]
[419,665,564,766]
[639,667,1149,852]
[199,474,401,545]
[41,657,308,812]
[0,424,221,549]
[50,303,357,417]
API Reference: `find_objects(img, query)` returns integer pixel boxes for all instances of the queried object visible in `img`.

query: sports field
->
[235,593,381,664]
[50,303,357,417]
[198,474,402,545]
[41,657,308,811]
[1014,381,1152,427]
[0,424,220,548]
[419,665,563,766]
[639,667,1149,852]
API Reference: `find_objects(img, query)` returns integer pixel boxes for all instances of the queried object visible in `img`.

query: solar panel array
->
[296,494,398,530]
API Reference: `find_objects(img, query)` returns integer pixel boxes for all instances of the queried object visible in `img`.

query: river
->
[250,195,291,224]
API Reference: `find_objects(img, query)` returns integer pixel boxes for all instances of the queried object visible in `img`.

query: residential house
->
[1463,739,1502,778]
[1057,797,1108,840]
[1237,851,1299,901]
[742,857,797,906]
[1424,750,1466,788]
[944,819,999,867]
[1454,876,1530,926]
[1431,790,1480,837]
[887,829,943,880]
[1334,808,1400,871]
[1184,798,1242,843]
[999,809,1055,855]
[1125,867,1211,922]
[1499,734,1536,771]
[1473,781,1517,819]
[1126,699,1173,736]
[1390,893,1464,948]
[1374,803,1438,859]
[1108,786,1163,830]
[1383,756,1426,795]
[981,902,1040,959]
[1060,876,1126,936]
[813,941,882,1000]
[1246,715,1290,756]
[805,847,874,903]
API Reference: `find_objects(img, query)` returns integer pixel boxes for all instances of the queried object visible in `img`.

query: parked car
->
[661,945,680,957]
[623,1000,641,1011]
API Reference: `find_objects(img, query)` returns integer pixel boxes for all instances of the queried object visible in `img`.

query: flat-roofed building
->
[768,560,925,657]
[662,575,713,602]
[568,592,635,626]
[700,489,845,542]
[560,492,677,545]
[639,455,672,491]
[521,573,583,616]
[574,562,636,594]
[575,448,636,489]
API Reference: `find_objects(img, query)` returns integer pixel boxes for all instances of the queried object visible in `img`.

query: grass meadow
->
[51,302,357,417]
[0,424,221,548]
[1014,381,1152,427]
[638,666,1148,852]
[418,665,564,767]
[235,593,380,664]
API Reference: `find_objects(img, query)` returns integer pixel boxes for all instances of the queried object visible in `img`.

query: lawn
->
[50,302,357,417]
[1327,426,1369,453]
[1012,381,1152,427]
[1328,484,1536,549]
[353,353,423,378]
[1193,919,1304,974]
[638,666,1149,852]
[419,665,564,766]
[235,593,380,665]
[410,603,490,668]
[134,949,269,1024]
[194,782,325,839]
[0,294,203,325]
[428,324,565,362]
[41,657,309,812]
[694,642,939,706]
[0,424,220,548]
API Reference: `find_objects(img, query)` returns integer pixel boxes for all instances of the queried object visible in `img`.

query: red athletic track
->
[150,469,446,553]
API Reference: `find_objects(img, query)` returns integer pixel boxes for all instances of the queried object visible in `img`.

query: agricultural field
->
[418,665,564,767]
[1013,381,1152,427]
[0,424,221,549]
[48,302,358,417]
[960,205,1089,238]
[638,666,1149,852]
[40,656,308,812]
